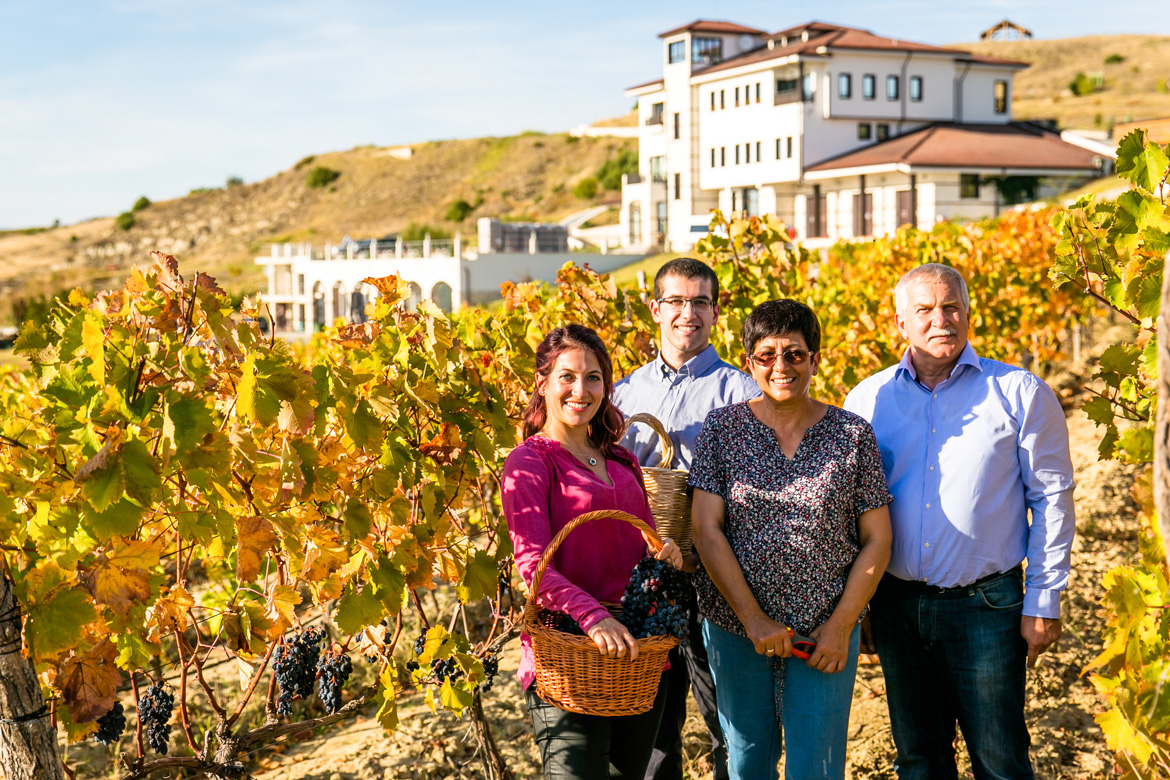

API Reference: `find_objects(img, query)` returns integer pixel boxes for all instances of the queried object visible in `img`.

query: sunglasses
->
[749,348,813,368]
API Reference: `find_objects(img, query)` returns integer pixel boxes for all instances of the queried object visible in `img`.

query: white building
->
[621,20,1106,250]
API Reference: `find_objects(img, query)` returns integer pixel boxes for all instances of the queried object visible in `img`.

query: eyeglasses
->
[657,296,714,313]
[749,348,813,368]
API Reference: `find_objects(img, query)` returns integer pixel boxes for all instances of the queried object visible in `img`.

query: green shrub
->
[306,166,340,188]
[597,149,639,191]
[115,212,135,231]
[295,155,315,168]
[1104,53,1124,64]
[573,177,599,199]
[1068,72,1095,96]
[189,187,221,195]
[400,222,451,242]
[226,176,244,188]
[132,196,150,211]
[1158,79,1170,95]
[445,199,475,222]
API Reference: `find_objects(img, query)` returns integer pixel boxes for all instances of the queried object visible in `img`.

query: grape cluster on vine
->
[316,649,353,714]
[92,701,126,746]
[273,627,326,715]
[618,557,690,640]
[479,652,499,693]
[430,657,460,683]
[137,684,174,755]
[404,633,426,672]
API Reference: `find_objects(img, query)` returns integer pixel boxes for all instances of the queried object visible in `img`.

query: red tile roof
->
[625,77,664,92]
[805,123,1103,172]
[658,20,767,38]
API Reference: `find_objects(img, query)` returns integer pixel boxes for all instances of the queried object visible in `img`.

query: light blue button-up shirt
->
[843,342,1075,619]
[614,345,761,470]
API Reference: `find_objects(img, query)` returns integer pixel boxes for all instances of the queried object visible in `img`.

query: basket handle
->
[526,510,664,610]
[622,412,675,469]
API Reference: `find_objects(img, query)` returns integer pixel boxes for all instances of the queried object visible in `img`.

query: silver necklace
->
[545,434,599,466]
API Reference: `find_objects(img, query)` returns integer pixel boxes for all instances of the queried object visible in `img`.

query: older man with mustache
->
[843,264,1076,780]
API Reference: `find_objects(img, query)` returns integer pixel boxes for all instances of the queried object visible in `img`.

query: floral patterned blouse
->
[688,402,892,637]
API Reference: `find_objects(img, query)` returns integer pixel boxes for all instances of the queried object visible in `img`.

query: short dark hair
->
[742,299,822,356]
[653,258,719,301]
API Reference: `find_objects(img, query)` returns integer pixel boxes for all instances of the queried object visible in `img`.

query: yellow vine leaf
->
[236,515,278,582]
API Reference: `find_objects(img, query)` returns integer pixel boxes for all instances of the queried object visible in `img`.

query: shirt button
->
[925,503,931,509]
[931,428,936,434]
[929,465,935,471]
[932,393,937,398]
[925,542,930,548]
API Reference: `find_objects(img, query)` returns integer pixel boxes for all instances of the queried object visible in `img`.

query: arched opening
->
[350,287,367,323]
[406,282,423,312]
[431,282,453,313]
[332,281,349,323]
[629,202,642,244]
[312,281,326,332]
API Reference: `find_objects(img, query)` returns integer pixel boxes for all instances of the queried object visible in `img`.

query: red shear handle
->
[786,627,817,660]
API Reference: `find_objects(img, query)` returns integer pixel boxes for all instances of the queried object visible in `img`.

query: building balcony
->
[775,88,808,105]
[645,114,665,126]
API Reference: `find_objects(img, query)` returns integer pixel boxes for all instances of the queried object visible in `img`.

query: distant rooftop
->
[658,19,767,38]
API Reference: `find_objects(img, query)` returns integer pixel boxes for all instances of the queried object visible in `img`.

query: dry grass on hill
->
[0,133,635,323]
[959,34,1170,130]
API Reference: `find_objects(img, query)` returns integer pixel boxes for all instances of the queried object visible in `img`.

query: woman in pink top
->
[503,324,682,780]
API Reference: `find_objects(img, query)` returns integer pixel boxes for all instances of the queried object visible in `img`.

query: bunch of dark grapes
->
[405,633,426,673]
[430,657,461,683]
[478,652,499,693]
[316,650,353,714]
[272,627,326,715]
[136,685,174,755]
[619,557,690,640]
[92,701,126,746]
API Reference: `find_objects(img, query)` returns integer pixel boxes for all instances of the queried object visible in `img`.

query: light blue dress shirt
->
[614,344,761,470]
[843,342,1075,619]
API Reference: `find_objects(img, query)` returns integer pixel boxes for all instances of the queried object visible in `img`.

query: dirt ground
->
[65,396,1132,780]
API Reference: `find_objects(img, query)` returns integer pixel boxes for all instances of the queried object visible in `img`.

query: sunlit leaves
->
[1116,129,1170,194]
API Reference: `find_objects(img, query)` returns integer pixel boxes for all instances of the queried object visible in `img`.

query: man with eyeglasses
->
[843,264,1075,780]
[614,258,760,780]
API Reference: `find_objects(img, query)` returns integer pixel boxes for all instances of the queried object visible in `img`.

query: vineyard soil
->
[64,391,1129,780]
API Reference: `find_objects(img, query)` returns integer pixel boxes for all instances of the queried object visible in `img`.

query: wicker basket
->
[622,413,693,555]
[524,509,680,716]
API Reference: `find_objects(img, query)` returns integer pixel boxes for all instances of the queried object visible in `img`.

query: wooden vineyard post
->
[1157,250,1170,566]
[0,571,65,780]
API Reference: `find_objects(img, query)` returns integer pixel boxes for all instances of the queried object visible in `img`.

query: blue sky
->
[2,0,1167,229]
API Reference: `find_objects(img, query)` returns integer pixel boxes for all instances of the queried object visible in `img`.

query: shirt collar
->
[895,341,982,382]
[655,344,721,381]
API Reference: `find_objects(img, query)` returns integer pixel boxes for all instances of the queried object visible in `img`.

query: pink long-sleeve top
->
[501,435,656,690]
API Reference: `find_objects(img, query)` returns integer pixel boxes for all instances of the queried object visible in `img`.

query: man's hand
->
[1021,615,1061,667]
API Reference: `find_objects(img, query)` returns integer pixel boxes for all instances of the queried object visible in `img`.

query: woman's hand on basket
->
[654,538,684,570]
[587,617,640,661]
[743,612,793,658]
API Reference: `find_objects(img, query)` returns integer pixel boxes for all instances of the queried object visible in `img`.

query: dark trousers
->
[869,568,1034,780]
[644,598,728,780]
[526,676,669,780]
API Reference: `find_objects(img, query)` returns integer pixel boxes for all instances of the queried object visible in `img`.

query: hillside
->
[960,34,1170,130]
[0,132,635,323]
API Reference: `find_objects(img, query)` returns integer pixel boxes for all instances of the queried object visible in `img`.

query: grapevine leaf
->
[14,319,56,363]
[1098,344,1141,387]
[56,704,99,744]
[119,438,161,506]
[26,587,97,663]
[83,499,145,543]
[1118,428,1155,464]
[59,640,120,723]
[1129,268,1164,321]
[363,274,412,307]
[145,584,194,642]
[80,313,105,386]
[166,397,217,456]
[369,558,406,614]
[420,423,465,466]
[115,631,158,670]
[83,540,158,617]
[1082,396,1116,428]
[236,515,278,582]
[265,584,301,635]
[1115,130,1170,193]
[1142,340,1159,380]
[344,495,372,540]
[456,550,499,604]
[1096,708,1155,763]
[375,668,400,730]
[439,678,473,712]
[1097,425,1120,460]
[335,584,383,635]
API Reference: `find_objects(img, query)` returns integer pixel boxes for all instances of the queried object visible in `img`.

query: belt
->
[883,565,1021,597]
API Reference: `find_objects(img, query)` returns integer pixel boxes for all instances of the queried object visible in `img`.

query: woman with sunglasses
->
[502,323,683,780]
[689,300,892,780]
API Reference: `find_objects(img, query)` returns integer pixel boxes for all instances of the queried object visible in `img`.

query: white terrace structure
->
[621,20,1106,250]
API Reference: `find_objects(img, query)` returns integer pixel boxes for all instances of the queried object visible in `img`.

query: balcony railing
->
[775,88,807,105]
[645,113,664,126]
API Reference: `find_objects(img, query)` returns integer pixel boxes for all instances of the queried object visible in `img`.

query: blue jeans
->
[869,569,1033,780]
[703,620,860,780]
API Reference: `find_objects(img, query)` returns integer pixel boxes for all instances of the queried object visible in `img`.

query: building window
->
[887,75,900,100]
[735,86,740,106]
[960,174,981,198]
[756,82,761,102]
[802,72,815,101]
[838,73,852,98]
[674,173,681,200]
[910,76,923,102]
[656,201,667,239]
[668,40,685,64]
[776,138,783,159]
[994,80,1008,113]
[756,141,761,160]
[649,156,665,183]
[787,136,793,158]
[648,102,664,125]
[673,112,680,139]
[710,92,716,111]
[720,90,725,109]
[876,123,890,141]
[863,74,876,100]
[720,147,726,166]
[777,77,798,97]
[297,274,305,295]
[745,143,750,163]
[630,202,641,243]
[735,145,741,164]
[743,187,759,217]
[711,148,716,167]
[858,123,873,140]
[693,37,722,63]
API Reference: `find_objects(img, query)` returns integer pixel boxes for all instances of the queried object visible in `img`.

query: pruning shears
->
[787,627,817,660]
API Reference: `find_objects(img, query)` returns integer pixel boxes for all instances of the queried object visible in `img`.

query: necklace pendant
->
[588,457,597,466]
